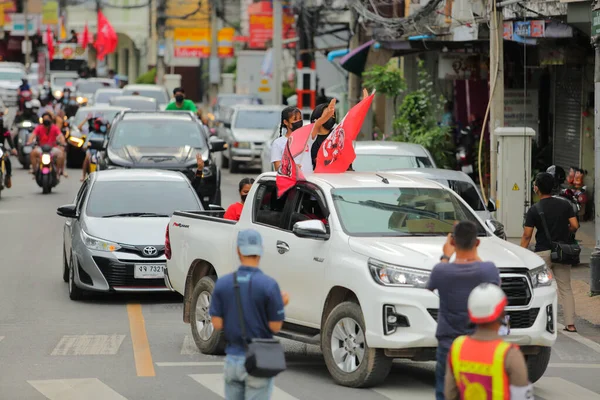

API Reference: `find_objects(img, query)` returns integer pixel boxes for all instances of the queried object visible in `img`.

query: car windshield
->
[123,88,168,103]
[234,110,280,130]
[353,154,433,171]
[86,181,201,217]
[110,119,207,148]
[53,76,77,87]
[0,70,25,80]
[218,96,261,107]
[95,90,123,103]
[110,98,157,111]
[74,108,123,126]
[77,81,113,93]
[332,187,487,237]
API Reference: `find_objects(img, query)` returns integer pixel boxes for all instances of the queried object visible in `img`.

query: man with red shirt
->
[27,112,66,174]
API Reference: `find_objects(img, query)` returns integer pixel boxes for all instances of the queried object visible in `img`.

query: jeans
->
[435,343,451,400]
[224,355,274,400]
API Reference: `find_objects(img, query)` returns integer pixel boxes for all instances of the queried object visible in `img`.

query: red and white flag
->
[314,93,375,173]
[276,123,315,198]
[45,26,55,60]
[80,22,92,49]
[94,11,117,60]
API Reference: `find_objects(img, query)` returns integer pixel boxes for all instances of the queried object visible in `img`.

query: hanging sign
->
[173,27,210,58]
[248,1,295,49]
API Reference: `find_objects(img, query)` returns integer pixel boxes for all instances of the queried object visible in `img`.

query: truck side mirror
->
[293,220,329,240]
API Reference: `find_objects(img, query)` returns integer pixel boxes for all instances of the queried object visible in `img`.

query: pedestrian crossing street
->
[25,366,600,400]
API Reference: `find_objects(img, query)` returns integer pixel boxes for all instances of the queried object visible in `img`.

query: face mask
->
[241,194,248,203]
[290,120,303,131]
[43,120,51,126]
[100,125,106,133]
[175,95,184,103]
[323,117,336,131]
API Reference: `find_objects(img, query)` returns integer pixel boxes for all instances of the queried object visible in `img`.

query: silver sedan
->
[57,169,203,300]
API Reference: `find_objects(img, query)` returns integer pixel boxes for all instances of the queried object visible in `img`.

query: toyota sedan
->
[57,169,203,300]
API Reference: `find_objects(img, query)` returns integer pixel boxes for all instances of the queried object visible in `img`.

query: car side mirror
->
[485,219,506,240]
[209,136,226,152]
[89,135,105,151]
[57,204,77,218]
[487,198,496,212]
[208,204,225,211]
[293,220,329,240]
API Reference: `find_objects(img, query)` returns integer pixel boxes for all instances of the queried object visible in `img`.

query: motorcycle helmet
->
[30,99,41,113]
[546,165,566,189]
[93,117,109,134]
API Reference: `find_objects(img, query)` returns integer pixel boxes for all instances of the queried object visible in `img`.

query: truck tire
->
[190,276,225,355]
[230,160,240,174]
[526,346,551,383]
[321,302,392,388]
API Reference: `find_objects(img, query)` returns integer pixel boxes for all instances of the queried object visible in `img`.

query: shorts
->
[34,146,62,157]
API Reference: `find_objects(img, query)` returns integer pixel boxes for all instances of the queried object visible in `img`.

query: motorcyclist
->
[1,112,18,188]
[17,78,30,95]
[81,117,109,181]
[14,99,41,125]
[26,112,67,175]
[546,165,566,196]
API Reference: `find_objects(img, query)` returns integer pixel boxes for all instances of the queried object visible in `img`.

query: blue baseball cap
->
[237,229,263,257]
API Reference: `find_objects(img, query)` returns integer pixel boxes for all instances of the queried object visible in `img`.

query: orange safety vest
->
[450,335,514,400]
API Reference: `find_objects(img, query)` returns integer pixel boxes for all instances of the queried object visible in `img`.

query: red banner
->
[248,1,295,49]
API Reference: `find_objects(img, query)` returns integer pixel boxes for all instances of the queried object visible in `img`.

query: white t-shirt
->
[270,134,315,175]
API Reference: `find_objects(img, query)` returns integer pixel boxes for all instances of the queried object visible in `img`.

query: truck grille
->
[427,308,539,329]
[93,256,166,288]
[501,276,532,306]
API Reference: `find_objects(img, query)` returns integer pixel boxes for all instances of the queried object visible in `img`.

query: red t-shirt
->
[224,202,244,221]
[34,124,61,147]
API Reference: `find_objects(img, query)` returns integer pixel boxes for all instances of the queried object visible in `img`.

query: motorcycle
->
[18,90,32,113]
[455,126,476,180]
[559,187,587,222]
[35,144,59,194]
[14,119,36,169]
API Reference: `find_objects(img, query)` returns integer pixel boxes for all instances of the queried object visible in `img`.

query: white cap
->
[468,283,507,324]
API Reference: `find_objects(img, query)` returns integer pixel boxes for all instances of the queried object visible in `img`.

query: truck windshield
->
[110,120,207,149]
[234,110,280,130]
[331,187,487,237]
[86,181,201,217]
[353,154,433,170]
[53,77,77,87]
[0,70,25,80]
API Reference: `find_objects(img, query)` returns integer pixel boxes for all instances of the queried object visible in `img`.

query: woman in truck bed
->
[224,177,255,221]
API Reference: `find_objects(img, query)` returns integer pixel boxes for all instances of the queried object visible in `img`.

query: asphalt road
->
[1,162,600,400]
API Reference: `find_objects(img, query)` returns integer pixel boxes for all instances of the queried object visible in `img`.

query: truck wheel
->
[190,276,225,355]
[321,302,392,388]
[526,346,551,383]
[230,160,240,174]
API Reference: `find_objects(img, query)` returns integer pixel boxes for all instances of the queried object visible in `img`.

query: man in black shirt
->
[521,172,579,332]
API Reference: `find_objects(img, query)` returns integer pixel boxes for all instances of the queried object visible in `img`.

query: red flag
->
[314,93,375,173]
[81,23,90,49]
[275,123,314,197]
[45,26,54,61]
[94,11,118,60]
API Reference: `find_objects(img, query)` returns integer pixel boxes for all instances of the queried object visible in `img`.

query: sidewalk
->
[509,221,600,328]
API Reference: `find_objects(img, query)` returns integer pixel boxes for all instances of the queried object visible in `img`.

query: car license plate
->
[134,264,165,279]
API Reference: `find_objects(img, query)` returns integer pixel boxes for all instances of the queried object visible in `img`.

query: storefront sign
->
[503,22,513,40]
[56,43,87,60]
[248,1,295,49]
[10,13,40,36]
[218,27,235,58]
[593,10,600,37]
[42,1,58,25]
[438,53,484,80]
[504,89,539,133]
[514,20,545,37]
[173,27,210,58]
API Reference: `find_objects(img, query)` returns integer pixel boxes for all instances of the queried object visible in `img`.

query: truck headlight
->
[81,230,121,252]
[368,258,430,288]
[528,264,553,287]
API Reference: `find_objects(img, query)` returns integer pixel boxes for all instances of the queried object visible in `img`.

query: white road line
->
[28,378,128,400]
[558,323,600,355]
[51,335,125,356]
[157,362,224,367]
[548,363,600,369]
[181,335,201,355]
[189,373,299,400]
[535,377,600,400]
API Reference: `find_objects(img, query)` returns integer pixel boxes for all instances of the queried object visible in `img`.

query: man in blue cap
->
[210,229,289,399]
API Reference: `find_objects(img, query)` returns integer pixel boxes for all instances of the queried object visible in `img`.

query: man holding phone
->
[427,221,502,400]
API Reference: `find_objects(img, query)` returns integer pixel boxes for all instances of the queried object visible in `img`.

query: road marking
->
[548,363,600,369]
[157,361,224,367]
[126,304,155,377]
[189,374,299,400]
[51,335,125,356]
[558,323,600,354]
[28,378,128,400]
[181,335,201,355]
[535,377,600,399]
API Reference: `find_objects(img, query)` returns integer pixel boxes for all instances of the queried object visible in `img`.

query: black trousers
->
[4,155,11,177]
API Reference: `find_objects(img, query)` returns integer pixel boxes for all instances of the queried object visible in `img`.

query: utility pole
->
[489,3,504,204]
[156,0,167,85]
[209,0,219,106]
[590,0,600,295]
[24,0,30,66]
[272,0,283,105]
[295,6,316,120]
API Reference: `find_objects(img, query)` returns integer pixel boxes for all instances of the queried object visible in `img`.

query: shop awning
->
[340,39,375,75]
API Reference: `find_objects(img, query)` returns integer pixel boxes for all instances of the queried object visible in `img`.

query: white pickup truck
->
[164,172,557,388]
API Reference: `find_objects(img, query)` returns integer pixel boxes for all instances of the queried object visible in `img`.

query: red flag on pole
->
[81,23,90,49]
[94,11,118,60]
[314,93,375,173]
[45,26,54,61]
[275,123,315,197]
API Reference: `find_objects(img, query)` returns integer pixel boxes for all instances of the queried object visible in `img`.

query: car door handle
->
[276,241,289,254]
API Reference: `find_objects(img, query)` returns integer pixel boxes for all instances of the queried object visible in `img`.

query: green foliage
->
[136,68,156,84]
[224,60,237,74]
[282,81,296,99]
[363,64,406,103]
[392,60,453,168]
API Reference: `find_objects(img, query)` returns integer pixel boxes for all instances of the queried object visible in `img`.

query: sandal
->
[563,326,577,333]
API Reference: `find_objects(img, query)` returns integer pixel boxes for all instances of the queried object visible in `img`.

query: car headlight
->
[368,258,430,288]
[234,141,251,149]
[41,153,51,165]
[81,230,121,252]
[528,264,553,287]
[69,136,84,147]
